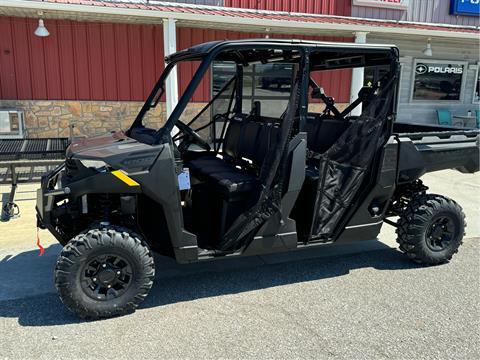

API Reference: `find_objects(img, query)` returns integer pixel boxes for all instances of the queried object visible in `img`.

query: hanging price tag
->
[178,168,191,190]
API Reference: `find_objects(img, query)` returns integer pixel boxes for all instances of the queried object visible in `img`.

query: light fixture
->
[422,38,432,57]
[265,27,270,39]
[34,11,49,37]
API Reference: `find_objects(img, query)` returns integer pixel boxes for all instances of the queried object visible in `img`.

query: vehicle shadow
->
[0,241,421,327]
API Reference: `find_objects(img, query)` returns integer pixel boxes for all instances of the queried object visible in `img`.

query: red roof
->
[21,0,480,35]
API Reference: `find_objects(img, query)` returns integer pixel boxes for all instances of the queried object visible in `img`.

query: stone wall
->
[0,99,349,139]
[0,100,207,139]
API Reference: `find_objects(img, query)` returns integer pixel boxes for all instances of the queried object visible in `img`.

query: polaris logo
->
[416,63,463,75]
[415,64,428,74]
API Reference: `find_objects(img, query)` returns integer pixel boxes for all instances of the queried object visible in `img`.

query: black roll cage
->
[172,74,237,143]
[130,40,399,145]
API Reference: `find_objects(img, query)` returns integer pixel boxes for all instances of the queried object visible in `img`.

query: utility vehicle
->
[36,39,479,319]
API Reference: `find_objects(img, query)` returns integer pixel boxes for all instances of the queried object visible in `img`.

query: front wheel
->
[55,227,155,319]
[396,194,466,265]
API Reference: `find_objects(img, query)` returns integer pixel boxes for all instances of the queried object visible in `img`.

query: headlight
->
[78,159,109,171]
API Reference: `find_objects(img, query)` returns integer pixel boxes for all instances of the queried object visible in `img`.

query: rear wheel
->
[396,194,466,265]
[55,227,155,319]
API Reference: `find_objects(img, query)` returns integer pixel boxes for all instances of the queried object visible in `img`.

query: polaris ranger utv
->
[36,40,479,319]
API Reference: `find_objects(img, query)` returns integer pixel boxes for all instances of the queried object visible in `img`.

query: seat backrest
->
[247,122,280,167]
[305,113,351,154]
[437,109,452,126]
[223,115,245,159]
[222,115,280,168]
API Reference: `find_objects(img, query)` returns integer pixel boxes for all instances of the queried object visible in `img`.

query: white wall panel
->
[352,0,480,27]
[370,35,479,124]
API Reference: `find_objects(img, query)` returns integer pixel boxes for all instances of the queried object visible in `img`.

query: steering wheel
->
[175,120,211,151]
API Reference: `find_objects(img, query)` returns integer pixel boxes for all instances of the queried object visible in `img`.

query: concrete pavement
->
[0,239,478,359]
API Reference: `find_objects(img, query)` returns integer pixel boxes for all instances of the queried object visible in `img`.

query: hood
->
[66,131,135,159]
[66,130,164,173]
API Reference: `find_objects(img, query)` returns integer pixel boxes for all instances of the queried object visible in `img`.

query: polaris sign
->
[415,63,464,75]
[450,0,480,17]
[353,0,409,10]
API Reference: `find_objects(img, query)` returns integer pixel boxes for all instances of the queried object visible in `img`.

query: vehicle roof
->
[166,38,398,63]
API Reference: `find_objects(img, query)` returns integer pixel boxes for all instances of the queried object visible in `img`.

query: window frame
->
[473,62,480,104]
[409,58,468,104]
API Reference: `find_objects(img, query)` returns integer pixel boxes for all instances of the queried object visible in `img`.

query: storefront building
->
[0,0,478,138]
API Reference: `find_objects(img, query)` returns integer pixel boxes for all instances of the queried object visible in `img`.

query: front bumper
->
[36,163,66,228]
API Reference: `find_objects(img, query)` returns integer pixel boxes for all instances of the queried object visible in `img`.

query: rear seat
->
[304,114,352,179]
[187,115,280,199]
[305,113,351,155]
[290,114,352,240]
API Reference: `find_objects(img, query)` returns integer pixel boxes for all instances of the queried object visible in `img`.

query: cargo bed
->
[393,122,479,183]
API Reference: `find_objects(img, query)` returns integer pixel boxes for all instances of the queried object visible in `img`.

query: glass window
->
[412,61,465,101]
[211,61,237,142]
[212,61,293,119]
[252,63,292,118]
[169,61,237,144]
[0,111,21,136]
[212,61,236,95]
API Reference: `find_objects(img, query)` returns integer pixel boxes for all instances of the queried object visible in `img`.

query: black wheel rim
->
[81,254,133,301]
[426,216,456,252]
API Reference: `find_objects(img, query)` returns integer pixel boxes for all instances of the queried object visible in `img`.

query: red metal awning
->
[1,0,479,38]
